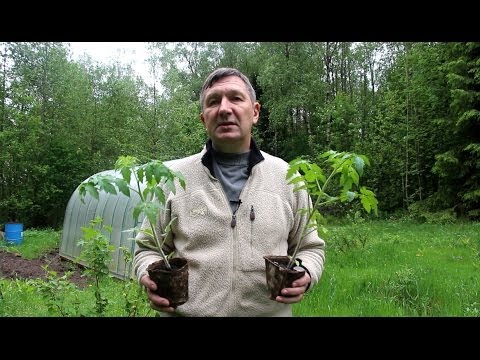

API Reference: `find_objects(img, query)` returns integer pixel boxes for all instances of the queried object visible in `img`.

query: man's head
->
[200,68,257,111]
[200,68,260,153]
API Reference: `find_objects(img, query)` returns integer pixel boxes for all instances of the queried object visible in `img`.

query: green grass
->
[0,228,61,259]
[293,220,480,316]
[0,276,154,317]
[1,220,479,316]
[0,228,154,317]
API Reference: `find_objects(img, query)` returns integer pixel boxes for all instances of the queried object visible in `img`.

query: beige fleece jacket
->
[133,147,325,317]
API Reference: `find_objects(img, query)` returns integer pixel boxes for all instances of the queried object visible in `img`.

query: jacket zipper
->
[231,203,256,227]
[231,200,242,228]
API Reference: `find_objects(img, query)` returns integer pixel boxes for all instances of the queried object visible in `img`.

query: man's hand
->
[140,274,176,313]
[275,271,311,304]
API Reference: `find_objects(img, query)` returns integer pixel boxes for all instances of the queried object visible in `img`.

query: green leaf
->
[286,167,298,180]
[360,186,375,197]
[78,184,88,203]
[145,164,154,183]
[288,176,304,185]
[340,190,356,202]
[348,166,360,186]
[304,169,317,182]
[340,171,353,189]
[85,183,99,200]
[293,183,308,192]
[299,162,310,174]
[353,155,365,176]
[120,167,131,184]
[143,202,162,224]
[136,168,145,183]
[133,206,141,224]
[153,164,170,184]
[98,179,117,195]
[142,187,152,202]
[361,154,370,167]
[165,178,176,194]
[361,197,372,213]
[360,186,378,215]
[153,187,166,205]
[310,163,326,183]
[115,178,130,197]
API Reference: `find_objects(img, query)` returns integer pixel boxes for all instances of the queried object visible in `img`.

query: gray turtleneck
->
[211,149,250,213]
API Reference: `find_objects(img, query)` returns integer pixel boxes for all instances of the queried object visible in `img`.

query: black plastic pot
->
[263,255,305,300]
[147,257,189,308]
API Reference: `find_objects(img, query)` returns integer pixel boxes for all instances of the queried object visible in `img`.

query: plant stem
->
[145,218,172,270]
[131,171,172,270]
[286,166,340,269]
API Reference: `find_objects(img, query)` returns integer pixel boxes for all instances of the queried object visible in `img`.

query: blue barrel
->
[5,222,23,245]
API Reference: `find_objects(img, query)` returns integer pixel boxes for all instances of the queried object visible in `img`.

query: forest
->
[1,42,479,228]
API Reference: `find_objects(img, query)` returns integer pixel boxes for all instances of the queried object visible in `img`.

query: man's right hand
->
[140,274,176,313]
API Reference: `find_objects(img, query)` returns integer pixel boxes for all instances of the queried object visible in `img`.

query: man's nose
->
[218,97,232,114]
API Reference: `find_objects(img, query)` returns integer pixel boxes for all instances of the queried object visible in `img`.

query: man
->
[133,67,325,316]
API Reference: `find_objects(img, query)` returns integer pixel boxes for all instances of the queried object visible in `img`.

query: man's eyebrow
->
[206,88,244,98]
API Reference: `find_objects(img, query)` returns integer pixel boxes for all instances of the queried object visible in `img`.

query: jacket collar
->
[201,138,264,177]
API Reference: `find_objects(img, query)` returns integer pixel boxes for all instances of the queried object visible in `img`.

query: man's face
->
[200,75,260,153]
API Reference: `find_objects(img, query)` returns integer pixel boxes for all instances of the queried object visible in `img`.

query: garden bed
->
[0,250,88,288]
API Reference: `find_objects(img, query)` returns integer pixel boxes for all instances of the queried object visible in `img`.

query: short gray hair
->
[200,68,256,110]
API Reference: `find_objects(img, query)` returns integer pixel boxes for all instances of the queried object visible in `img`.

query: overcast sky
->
[67,42,153,84]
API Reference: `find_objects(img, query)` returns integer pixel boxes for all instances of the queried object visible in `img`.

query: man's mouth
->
[217,122,236,128]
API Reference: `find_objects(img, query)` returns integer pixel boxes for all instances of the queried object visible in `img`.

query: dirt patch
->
[0,250,88,288]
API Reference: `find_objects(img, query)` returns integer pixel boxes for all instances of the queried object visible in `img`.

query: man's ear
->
[252,102,261,125]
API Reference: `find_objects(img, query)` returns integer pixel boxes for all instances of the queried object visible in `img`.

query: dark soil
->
[0,250,88,288]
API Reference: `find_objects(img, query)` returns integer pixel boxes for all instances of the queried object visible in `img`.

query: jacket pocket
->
[239,194,293,272]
